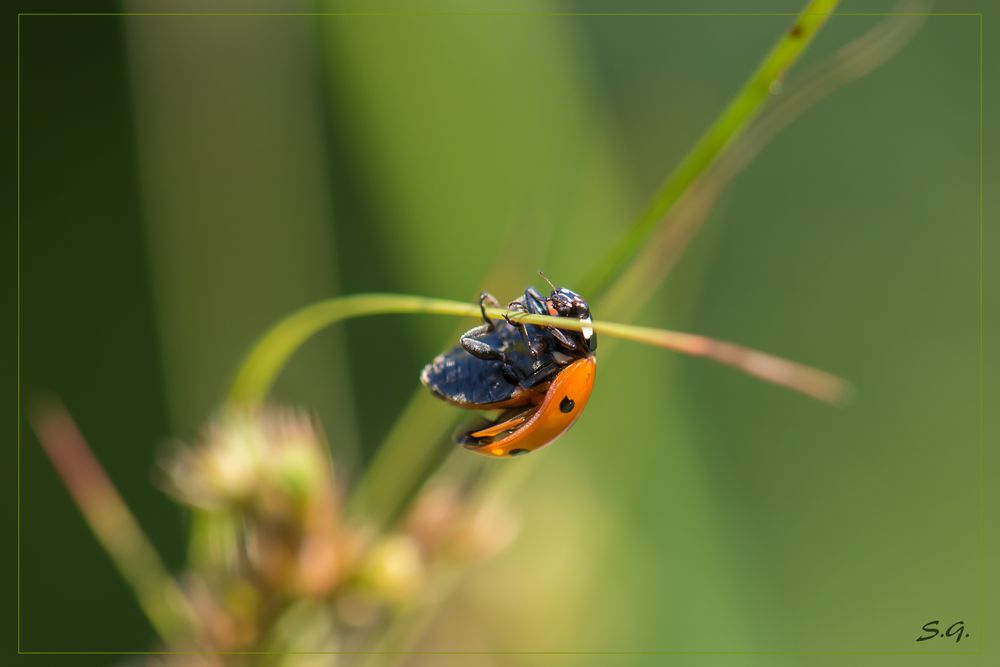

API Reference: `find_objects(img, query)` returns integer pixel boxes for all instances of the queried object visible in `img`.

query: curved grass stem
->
[228,295,483,405]
[228,293,849,408]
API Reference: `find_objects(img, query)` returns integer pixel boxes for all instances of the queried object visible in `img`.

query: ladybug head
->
[547,287,597,352]
[547,287,590,319]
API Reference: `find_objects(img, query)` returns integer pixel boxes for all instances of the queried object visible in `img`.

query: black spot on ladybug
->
[477,436,494,445]
[790,23,803,38]
[509,448,530,456]
[559,397,575,413]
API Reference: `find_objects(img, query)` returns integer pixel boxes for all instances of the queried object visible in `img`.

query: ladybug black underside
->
[421,321,565,408]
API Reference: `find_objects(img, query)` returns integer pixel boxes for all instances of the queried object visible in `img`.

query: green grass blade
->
[579,0,840,296]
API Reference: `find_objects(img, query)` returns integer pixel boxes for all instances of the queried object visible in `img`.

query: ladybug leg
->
[519,288,558,361]
[502,299,526,326]
[460,324,507,361]
[458,323,531,385]
[518,323,542,362]
[523,287,547,313]
[478,292,501,330]
[549,327,580,352]
[500,301,539,361]
[503,301,545,362]
[461,293,513,361]
[517,361,561,389]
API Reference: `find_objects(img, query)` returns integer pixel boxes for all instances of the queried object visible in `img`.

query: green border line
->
[16,9,985,657]
[13,12,985,17]
[978,12,985,657]
[16,10,21,657]
[13,650,986,656]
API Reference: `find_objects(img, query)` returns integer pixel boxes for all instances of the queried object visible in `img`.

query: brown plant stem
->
[30,401,195,647]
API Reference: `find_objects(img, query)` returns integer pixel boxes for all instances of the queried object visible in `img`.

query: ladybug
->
[420,281,597,457]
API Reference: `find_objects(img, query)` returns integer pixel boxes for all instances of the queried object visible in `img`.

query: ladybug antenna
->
[538,270,557,291]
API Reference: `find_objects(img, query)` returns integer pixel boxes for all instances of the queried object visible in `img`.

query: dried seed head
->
[358,534,424,605]
[160,406,331,513]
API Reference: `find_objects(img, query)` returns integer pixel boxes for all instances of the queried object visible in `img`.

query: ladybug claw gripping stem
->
[478,292,501,330]
[502,300,526,327]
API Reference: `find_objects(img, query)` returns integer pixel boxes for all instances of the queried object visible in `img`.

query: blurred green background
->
[17,0,996,665]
